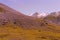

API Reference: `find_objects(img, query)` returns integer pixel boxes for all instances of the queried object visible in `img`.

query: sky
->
[0,0,60,15]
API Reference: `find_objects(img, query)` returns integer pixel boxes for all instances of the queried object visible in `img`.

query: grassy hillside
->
[0,20,60,40]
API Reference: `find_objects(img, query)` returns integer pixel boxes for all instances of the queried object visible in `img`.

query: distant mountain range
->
[0,3,60,40]
[31,12,48,18]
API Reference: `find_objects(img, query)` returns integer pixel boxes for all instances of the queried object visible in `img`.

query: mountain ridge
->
[0,3,60,40]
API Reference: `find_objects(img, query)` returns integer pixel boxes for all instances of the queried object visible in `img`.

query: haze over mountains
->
[0,3,60,40]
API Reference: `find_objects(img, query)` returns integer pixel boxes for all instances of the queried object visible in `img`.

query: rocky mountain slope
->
[44,11,60,25]
[0,3,60,40]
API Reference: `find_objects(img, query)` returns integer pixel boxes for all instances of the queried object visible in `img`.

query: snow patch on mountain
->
[31,12,48,18]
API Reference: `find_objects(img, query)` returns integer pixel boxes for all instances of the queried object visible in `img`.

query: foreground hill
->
[0,3,60,40]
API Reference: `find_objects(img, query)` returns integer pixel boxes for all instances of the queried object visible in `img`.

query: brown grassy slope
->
[0,23,60,40]
[0,3,60,40]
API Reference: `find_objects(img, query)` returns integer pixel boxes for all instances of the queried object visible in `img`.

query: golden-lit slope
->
[0,3,60,40]
[0,23,60,40]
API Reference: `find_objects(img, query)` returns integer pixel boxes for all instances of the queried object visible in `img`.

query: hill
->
[0,3,60,40]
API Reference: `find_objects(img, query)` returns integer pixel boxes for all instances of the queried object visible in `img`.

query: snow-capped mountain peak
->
[32,12,48,18]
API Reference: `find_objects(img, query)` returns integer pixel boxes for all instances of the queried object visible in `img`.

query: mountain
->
[0,3,39,29]
[32,12,47,18]
[44,11,60,25]
[32,12,39,18]
[0,3,60,40]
